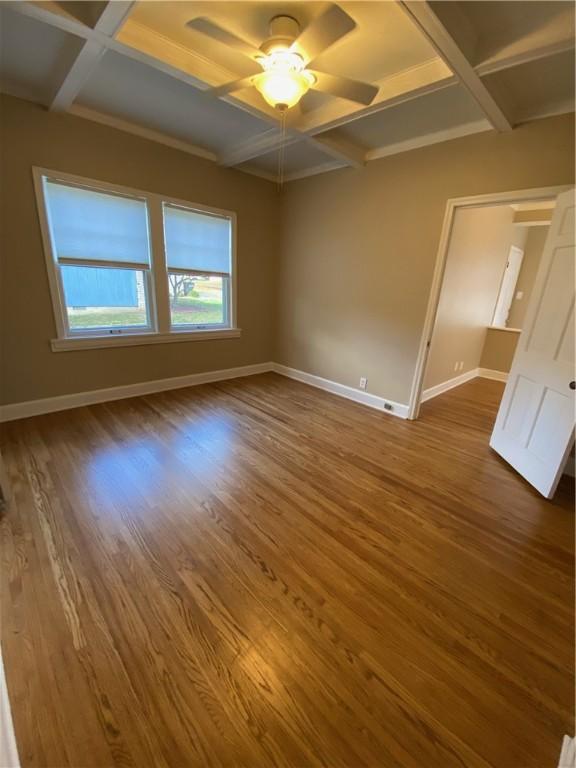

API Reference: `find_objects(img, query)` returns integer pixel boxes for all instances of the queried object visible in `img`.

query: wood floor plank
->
[1,374,573,767]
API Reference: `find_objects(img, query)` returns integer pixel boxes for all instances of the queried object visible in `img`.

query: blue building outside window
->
[61,266,138,307]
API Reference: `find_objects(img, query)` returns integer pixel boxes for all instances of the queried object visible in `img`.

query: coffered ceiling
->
[1,1,574,183]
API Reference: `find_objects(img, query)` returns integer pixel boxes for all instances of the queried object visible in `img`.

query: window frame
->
[33,167,239,351]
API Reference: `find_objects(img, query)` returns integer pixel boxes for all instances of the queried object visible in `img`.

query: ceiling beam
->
[5,1,432,172]
[50,2,134,111]
[218,127,367,169]
[365,119,492,162]
[114,19,279,124]
[399,1,513,131]
[299,58,454,135]
[68,104,218,161]
[284,159,346,183]
[219,129,294,167]
[306,134,365,169]
[50,39,107,111]
[3,1,101,39]
[115,21,368,170]
[220,59,454,167]
[92,1,134,36]
[14,0,570,176]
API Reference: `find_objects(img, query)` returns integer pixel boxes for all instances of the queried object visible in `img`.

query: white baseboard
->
[0,362,273,422]
[272,363,409,419]
[0,649,19,767]
[422,367,509,403]
[477,367,509,382]
[421,368,479,402]
[0,361,507,423]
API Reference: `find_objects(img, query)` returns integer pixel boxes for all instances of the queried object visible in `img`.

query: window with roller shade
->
[163,204,232,328]
[35,168,237,345]
[43,180,152,333]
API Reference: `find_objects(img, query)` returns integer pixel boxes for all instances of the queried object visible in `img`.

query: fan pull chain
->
[277,107,287,192]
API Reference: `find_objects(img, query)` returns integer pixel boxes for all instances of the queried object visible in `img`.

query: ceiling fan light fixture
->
[254,50,315,110]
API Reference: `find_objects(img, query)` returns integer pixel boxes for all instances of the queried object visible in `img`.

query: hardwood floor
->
[1,374,573,768]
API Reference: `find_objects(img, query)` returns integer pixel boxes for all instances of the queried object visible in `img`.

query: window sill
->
[488,326,522,334]
[51,328,241,352]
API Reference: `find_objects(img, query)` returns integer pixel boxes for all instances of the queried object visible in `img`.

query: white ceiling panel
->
[129,1,438,84]
[1,1,575,181]
[0,6,82,104]
[326,84,488,152]
[430,1,574,70]
[483,49,575,123]
[76,49,270,154]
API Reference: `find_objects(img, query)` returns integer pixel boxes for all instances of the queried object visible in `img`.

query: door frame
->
[407,185,572,420]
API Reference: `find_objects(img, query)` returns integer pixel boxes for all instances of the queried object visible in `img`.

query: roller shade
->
[44,180,151,266]
[164,204,231,274]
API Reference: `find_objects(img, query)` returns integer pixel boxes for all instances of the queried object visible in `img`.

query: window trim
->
[51,328,242,352]
[33,167,239,350]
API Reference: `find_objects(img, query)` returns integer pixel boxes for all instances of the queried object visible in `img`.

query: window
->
[61,265,150,331]
[163,203,231,329]
[34,168,238,350]
[43,180,153,336]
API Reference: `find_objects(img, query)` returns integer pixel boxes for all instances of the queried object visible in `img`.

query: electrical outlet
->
[359,377,367,390]
[516,290,524,300]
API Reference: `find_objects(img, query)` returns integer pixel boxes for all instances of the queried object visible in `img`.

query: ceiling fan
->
[188,6,379,112]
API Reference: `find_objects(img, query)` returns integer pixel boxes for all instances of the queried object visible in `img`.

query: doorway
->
[421,199,553,401]
[407,185,575,497]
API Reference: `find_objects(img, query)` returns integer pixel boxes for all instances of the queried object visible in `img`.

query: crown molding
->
[68,105,218,161]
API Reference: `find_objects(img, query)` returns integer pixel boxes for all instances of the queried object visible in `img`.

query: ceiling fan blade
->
[291,5,356,65]
[187,17,262,61]
[206,76,255,98]
[309,70,378,105]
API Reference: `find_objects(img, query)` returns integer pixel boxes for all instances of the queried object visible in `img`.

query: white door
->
[492,245,524,327]
[490,188,575,498]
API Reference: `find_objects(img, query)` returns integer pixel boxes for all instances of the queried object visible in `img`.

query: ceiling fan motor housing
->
[260,15,301,54]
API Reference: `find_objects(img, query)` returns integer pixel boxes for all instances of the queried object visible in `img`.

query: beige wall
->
[0,95,280,405]
[276,113,574,404]
[423,205,526,389]
[480,328,519,373]
[507,226,549,329]
[1,96,574,410]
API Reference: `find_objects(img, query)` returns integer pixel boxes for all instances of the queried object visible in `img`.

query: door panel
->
[526,246,574,353]
[490,188,575,497]
[502,375,537,440]
[526,388,572,462]
[557,303,575,363]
